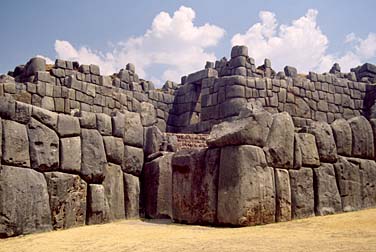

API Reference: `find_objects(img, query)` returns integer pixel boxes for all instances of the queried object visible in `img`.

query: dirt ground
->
[1,208,375,252]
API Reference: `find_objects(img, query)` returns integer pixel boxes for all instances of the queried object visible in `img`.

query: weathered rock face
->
[122,145,144,176]
[86,184,110,225]
[103,136,124,165]
[264,112,295,169]
[331,119,352,156]
[0,166,52,237]
[60,136,81,173]
[96,113,112,136]
[217,145,275,226]
[295,133,320,167]
[124,173,140,219]
[2,120,30,167]
[144,126,164,157]
[358,159,376,208]
[313,163,342,216]
[289,168,315,219]
[103,163,125,221]
[140,102,157,127]
[28,118,59,171]
[57,114,80,137]
[143,153,173,219]
[123,111,144,148]
[348,116,374,159]
[81,129,107,183]
[333,157,361,212]
[307,121,337,163]
[44,172,87,229]
[275,169,291,222]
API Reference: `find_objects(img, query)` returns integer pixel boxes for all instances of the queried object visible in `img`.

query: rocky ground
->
[1,208,375,252]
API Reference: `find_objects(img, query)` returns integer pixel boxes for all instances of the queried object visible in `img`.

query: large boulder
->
[313,164,342,215]
[217,145,275,226]
[103,163,125,221]
[44,172,87,229]
[142,153,174,219]
[123,111,144,147]
[96,113,112,136]
[25,57,46,76]
[2,120,30,167]
[306,121,337,163]
[275,169,291,222]
[289,168,315,219]
[295,133,320,167]
[144,126,164,157]
[32,106,58,130]
[103,136,124,165]
[358,159,376,208]
[81,129,107,183]
[122,145,144,176]
[348,116,374,159]
[331,119,352,156]
[140,102,157,127]
[60,137,81,173]
[0,166,52,237]
[124,173,140,219]
[86,184,110,225]
[57,114,80,137]
[333,157,361,212]
[264,112,295,168]
[27,118,59,171]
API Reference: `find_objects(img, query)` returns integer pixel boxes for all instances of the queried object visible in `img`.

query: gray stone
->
[275,168,291,222]
[86,184,110,225]
[313,163,342,215]
[96,113,112,136]
[44,172,87,229]
[264,112,295,168]
[57,114,80,137]
[144,126,163,157]
[122,145,144,176]
[89,64,100,75]
[348,116,374,159]
[307,121,337,163]
[358,159,376,208]
[14,102,32,124]
[124,173,140,219]
[123,111,144,147]
[111,111,125,137]
[126,63,135,73]
[295,133,320,167]
[103,163,125,221]
[143,153,173,219]
[331,119,352,156]
[26,57,46,76]
[217,145,275,226]
[103,136,124,165]
[186,68,218,84]
[28,118,59,171]
[333,157,362,212]
[77,111,97,129]
[284,66,297,77]
[0,166,52,237]
[2,120,30,167]
[99,76,112,87]
[60,137,81,173]
[231,45,248,58]
[32,106,58,130]
[0,96,15,120]
[289,168,315,219]
[140,102,157,127]
[81,129,107,183]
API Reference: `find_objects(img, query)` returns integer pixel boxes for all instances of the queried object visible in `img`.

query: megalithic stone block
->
[290,168,315,219]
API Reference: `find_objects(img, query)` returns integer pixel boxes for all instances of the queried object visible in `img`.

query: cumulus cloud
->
[49,6,225,85]
[231,9,376,73]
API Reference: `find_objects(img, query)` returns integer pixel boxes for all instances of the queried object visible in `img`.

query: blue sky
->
[1,0,375,86]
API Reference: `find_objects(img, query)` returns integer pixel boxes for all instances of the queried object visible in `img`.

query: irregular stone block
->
[124,173,140,219]
[144,126,163,157]
[77,111,97,129]
[140,102,157,127]
[89,64,100,75]
[275,169,291,222]
[231,45,248,58]
[2,120,30,167]
[0,166,52,237]
[44,172,87,229]
[0,96,15,120]
[264,112,295,168]
[296,133,320,167]
[96,113,112,136]
[28,118,59,171]
[86,184,110,225]
[25,57,46,76]
[103,136,124,165]
[284,66,297,77]
[217,145,275,226]
[122,145,144,176]
[331,119,352,156]
[307,121,337,163]
[81,129,107,183]
[313,163,342,215]
[60,136,81,173]
[358,159,376,208]
[112,111,125,137]
[57,114,80,137]
[32,106,58,130]
[289,168,315,219]
[123,111,144,147]
[348,116,374,159]
[143,153,173,219]
[186,68,218,84]
[333,157,361,212]
[103,163,125,221]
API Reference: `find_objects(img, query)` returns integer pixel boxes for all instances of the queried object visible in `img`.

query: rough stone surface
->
[111,111,125,137]
[103,136,124,165]
[57,114,80,137]
[60,136,81,173]
[96,113,112,136]
[123,111,144,147]
[32,106,58,130]
[144,126,163,157]
[348,116,374,159]
[0,166,52,237]
[331,119,352,156]
[217,145,275,226]
[264,112,295,168]
[103,163,125,221]
[2,120,30,167]
[313,163,342,215]
[307,121,337,163]
[358,159,376,208]
[275,168,291,222]
[295,133,320,167]
[124,173,140,219]
[44,172,87,229]
[122,145,144,176]
[81,129,107,183]
[289,168,315,219]
[140,102,157,127]
[26,57,46,76]
[86,184,109,225]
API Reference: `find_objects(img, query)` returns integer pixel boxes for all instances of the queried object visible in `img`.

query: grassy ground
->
[1,208,375,252]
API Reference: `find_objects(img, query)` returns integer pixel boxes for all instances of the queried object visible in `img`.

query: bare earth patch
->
[1,208,375,252]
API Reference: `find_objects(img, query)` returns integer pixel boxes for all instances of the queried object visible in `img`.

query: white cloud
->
[231,9,376,73]
[35,54,54,64]
[49,6,225,85]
